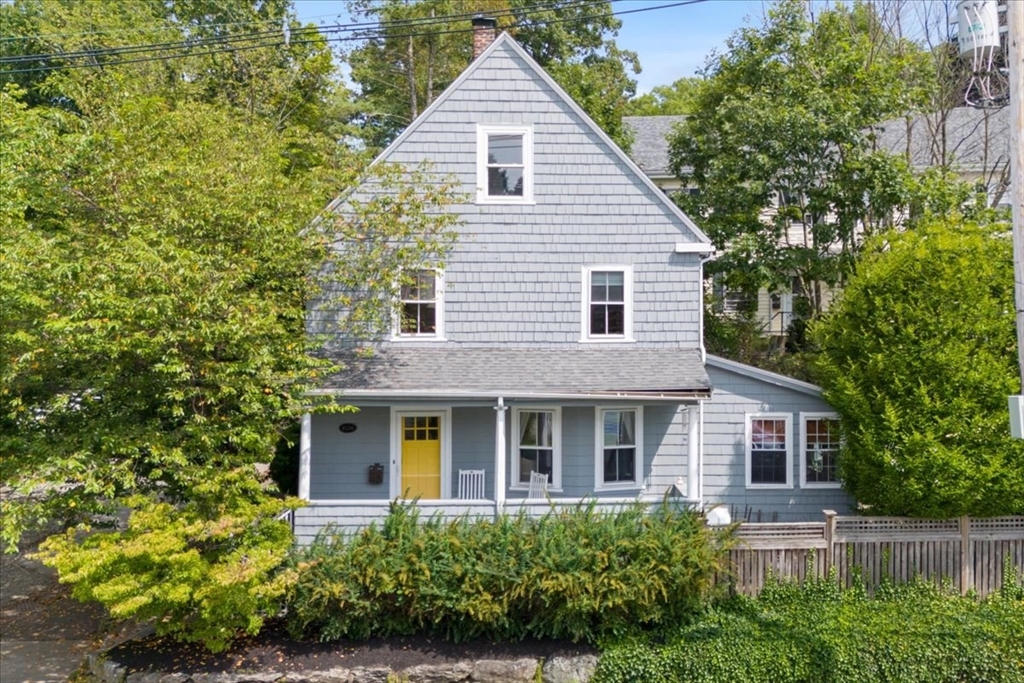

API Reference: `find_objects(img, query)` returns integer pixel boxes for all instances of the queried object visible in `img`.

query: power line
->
[0,0,606,63]
[1,0,704,76]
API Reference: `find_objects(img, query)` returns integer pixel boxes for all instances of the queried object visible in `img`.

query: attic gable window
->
[477,124,534,204]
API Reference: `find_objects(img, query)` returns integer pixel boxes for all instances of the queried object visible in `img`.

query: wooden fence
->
[728,512,1024,598]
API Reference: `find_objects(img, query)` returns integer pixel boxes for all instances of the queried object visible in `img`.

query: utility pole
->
[1008,0,1024,436]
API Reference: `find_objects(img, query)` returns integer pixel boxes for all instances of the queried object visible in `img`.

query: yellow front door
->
[401,415,441,498]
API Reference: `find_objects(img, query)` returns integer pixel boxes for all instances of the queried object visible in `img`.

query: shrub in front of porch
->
[284,501,733,643]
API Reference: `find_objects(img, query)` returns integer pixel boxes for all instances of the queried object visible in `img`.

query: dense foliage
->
[285,501,732,643]
[2,0,458,651]
[669,0,946,317]
[625,77,701,116]
[346,0,639,150]
[595,579,1024,683]
[811,220,1024,517]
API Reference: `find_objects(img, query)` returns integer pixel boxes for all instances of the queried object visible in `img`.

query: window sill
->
[594,483,641,493]
[801,482,842,490]
[746,483,794,490]
[391,335,447,343]
[579,336,635,344]
[475,196,536,206]
[509,486,563,493]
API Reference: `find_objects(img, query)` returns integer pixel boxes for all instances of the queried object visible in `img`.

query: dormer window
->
[395,269,444,340]
[477,124,533,204]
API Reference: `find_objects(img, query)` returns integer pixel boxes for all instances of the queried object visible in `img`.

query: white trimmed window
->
[582,266,633,342]
[477,124,533,204]
[746,413,793,488]
[395,269,444,339]
[800,413,841,488]
[512,407,561,490]
[595,406,643,490]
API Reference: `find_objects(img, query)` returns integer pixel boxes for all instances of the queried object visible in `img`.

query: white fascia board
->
[675,242,715,254]
[706,355,823,398]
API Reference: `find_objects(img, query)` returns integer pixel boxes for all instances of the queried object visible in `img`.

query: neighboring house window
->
[581,266,633,341]
[513,407,561,489]
[477,124,533,204]
[396,269,444,339]
[801,413,841,488]
[595,407,643,490]
[746,413,792,488]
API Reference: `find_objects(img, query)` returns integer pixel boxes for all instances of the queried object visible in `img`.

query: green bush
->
[284,500,732,643]
[594,579,1024,683]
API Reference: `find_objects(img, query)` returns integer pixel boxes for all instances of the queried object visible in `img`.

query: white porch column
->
[687,404,700,502]
[494,397,508,514]
[298,412,312,501]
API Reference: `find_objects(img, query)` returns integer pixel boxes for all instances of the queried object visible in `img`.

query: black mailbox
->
[368,463,384,485]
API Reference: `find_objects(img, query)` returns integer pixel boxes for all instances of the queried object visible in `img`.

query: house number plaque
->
[339,423,357,433]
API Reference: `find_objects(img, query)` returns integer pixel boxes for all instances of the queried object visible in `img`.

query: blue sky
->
[292,0,773,93]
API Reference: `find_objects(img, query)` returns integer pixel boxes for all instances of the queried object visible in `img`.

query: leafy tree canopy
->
[1,0,458,650]
[345,0,639,150]
[668,0,952,318]
[626,76,701,116]
[811,220,1024,518]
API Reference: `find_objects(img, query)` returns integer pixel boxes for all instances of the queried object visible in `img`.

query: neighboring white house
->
[624,106,1012,339]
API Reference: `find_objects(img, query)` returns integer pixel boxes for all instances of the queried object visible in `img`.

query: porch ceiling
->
[314,347,710,400]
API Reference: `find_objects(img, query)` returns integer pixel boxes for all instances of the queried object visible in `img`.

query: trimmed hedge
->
[284,500,732,643]
[594,579,1024,683]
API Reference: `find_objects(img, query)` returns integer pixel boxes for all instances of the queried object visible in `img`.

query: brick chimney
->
[472,16,497,60]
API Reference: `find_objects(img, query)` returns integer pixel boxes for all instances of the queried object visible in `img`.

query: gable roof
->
[705,354,823,398]
[875,107,1009,173]
[623,115,687,178]
[333,33,710,247]
[315,347,711,400]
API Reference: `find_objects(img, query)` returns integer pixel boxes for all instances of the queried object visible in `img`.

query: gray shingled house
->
[293,24,853,542]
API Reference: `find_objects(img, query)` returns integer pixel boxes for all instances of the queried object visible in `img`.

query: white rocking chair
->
[526,471,549,499]
[457,469,486,500]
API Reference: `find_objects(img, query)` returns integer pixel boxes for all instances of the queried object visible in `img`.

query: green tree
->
[668,0,939,318]
[626,76,701,116]
[1,0,458,650]
[345,0,638,150]
[811,220,1024,518]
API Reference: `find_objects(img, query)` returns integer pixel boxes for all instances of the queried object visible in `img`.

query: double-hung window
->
[746,413,792,488]
[582,266,633,341]
[396,269,443,339]
[801,413,841,488]
[477,124,533,204]
[595,407,643,490]
[513,408,561,489]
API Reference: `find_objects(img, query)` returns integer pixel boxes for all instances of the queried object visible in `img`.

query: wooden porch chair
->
[526,471,548,499]
[457,469,486,500]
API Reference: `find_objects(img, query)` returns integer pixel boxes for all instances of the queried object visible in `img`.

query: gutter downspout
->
[494,397,507,519]
[696,249,716,508]
[687,404,700,502]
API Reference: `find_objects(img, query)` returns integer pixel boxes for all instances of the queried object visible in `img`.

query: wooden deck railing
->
[728,512,1024,598]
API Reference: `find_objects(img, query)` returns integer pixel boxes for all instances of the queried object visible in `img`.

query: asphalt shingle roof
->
[319,347,710,399]
[623,116,687,177]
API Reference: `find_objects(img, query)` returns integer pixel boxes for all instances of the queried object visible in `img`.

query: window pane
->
[805,418,840,483]
[590,305,608,335]
[617,411,635,446]
[606,304,625,335]
[752,449,787,484]
[520,411,538,447]
[488,167,523,196]
[603,447,635,483]
[519,448,553,482]
[488,134,523,165]
[603,411,620,447]
[418,304,436,333]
